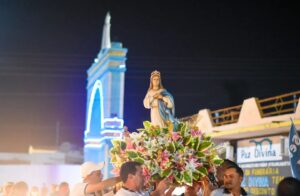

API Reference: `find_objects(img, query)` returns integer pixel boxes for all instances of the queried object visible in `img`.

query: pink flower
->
[172,132,181,141]
[162,150,169,159]
[143,167,151,184]
[126,140,134,150]
[168,174,174,181]
[208,167,215,173]
[188,157,202,168]
[160,150,170,169]
[191,129,202,137]
[136,146,145,152]
[120,150,125,156]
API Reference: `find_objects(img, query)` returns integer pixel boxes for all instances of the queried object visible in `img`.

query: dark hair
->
[277,177,300,196]
[226,165,244,178]
[222,159,238,168]
[120,161,142,182]
[217,159,238,173]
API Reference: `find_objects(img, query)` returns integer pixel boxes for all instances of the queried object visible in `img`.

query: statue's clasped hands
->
[153,93,163,100]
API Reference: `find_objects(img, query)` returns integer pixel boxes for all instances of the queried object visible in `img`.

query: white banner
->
[237,136,283,163]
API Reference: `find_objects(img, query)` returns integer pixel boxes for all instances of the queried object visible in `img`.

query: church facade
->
[84,13,127,178]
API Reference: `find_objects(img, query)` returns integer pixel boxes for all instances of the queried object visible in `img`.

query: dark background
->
[0,0,299,152]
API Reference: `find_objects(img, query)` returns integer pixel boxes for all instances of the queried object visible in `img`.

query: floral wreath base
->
[110,121,223,186]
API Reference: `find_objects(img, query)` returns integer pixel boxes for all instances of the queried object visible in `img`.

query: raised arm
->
[85,176,121,194]
[143,91,153,109]
[150,178,170,196]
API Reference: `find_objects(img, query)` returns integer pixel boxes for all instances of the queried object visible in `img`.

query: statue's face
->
[152,76,160,88]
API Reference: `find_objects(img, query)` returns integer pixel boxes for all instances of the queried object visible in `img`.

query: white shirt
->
[210,188,248,196]
[115,187,150,196]
[211,188,232,196]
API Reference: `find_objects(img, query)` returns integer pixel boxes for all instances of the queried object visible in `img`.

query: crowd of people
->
[2,159,300,196]
[0,181,70,196]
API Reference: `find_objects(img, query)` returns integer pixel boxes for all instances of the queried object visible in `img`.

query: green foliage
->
[183,171,193,186]
[126,150,139,159]
[161,168,172,178]
[110,121,224,187]
[143,121,152,130]
[198,141,213,151]
[197,167,208,177]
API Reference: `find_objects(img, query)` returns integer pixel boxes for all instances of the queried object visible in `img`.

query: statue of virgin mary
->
[143,70,176,128]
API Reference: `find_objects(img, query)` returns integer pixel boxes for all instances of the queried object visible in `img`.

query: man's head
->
[10,181,28,196]
[30,186,39,196]
[2,182,14,196]
[277,177,300,196]
[120,161,144,191]
[216,159,238,186]
[224,165,244,191]
[80,162,104,183]
[58,182,69,196]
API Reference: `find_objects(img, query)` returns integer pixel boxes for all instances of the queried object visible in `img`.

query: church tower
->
[84,13,127,178]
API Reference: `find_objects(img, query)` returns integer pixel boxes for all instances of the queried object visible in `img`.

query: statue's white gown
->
[143,89,173,127]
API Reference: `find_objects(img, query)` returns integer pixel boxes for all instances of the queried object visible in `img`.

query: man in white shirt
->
[71,162,121,196]
[211,165,247,196]
[115,161,169,196]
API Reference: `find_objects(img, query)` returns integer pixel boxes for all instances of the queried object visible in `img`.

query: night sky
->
[0,0,299,152]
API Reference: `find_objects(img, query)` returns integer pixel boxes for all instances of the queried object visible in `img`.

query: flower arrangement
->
[110,121,223,186]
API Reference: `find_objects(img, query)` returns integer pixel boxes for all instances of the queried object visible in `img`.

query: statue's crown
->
[151,70,160,78]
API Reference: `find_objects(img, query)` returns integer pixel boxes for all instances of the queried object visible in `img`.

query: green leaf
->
[202,134,212,141]
[213,158,224,165]
[195,151,205,158]
[133,157,145,164]
[154,129,160,136]
[152,173,161,181]
[193,137,200,150]
[176,122,183,132]
[126,150,139,159]
[183,171,193,186]
[163,161,172,169]
[177,142,184,149]
[197,167,208,177]
[111,156,117,163]
[180,123,187,137]
[143,121,152,130]
[167,142,176,153]
[162,128,169,134]
[183,135,192,145]
[192,172,200,181]
[111,140,121,148]
[110,148,119,154]
[174,172,183,184]
[161,168,172,177]
[198,141,213,151]
[137,151,144,157]
[120,141,127,150]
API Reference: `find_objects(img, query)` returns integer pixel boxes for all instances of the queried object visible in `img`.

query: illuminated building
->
[84,13,127,178]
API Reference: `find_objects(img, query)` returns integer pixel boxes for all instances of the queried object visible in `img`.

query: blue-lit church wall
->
[84,14,127,178]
